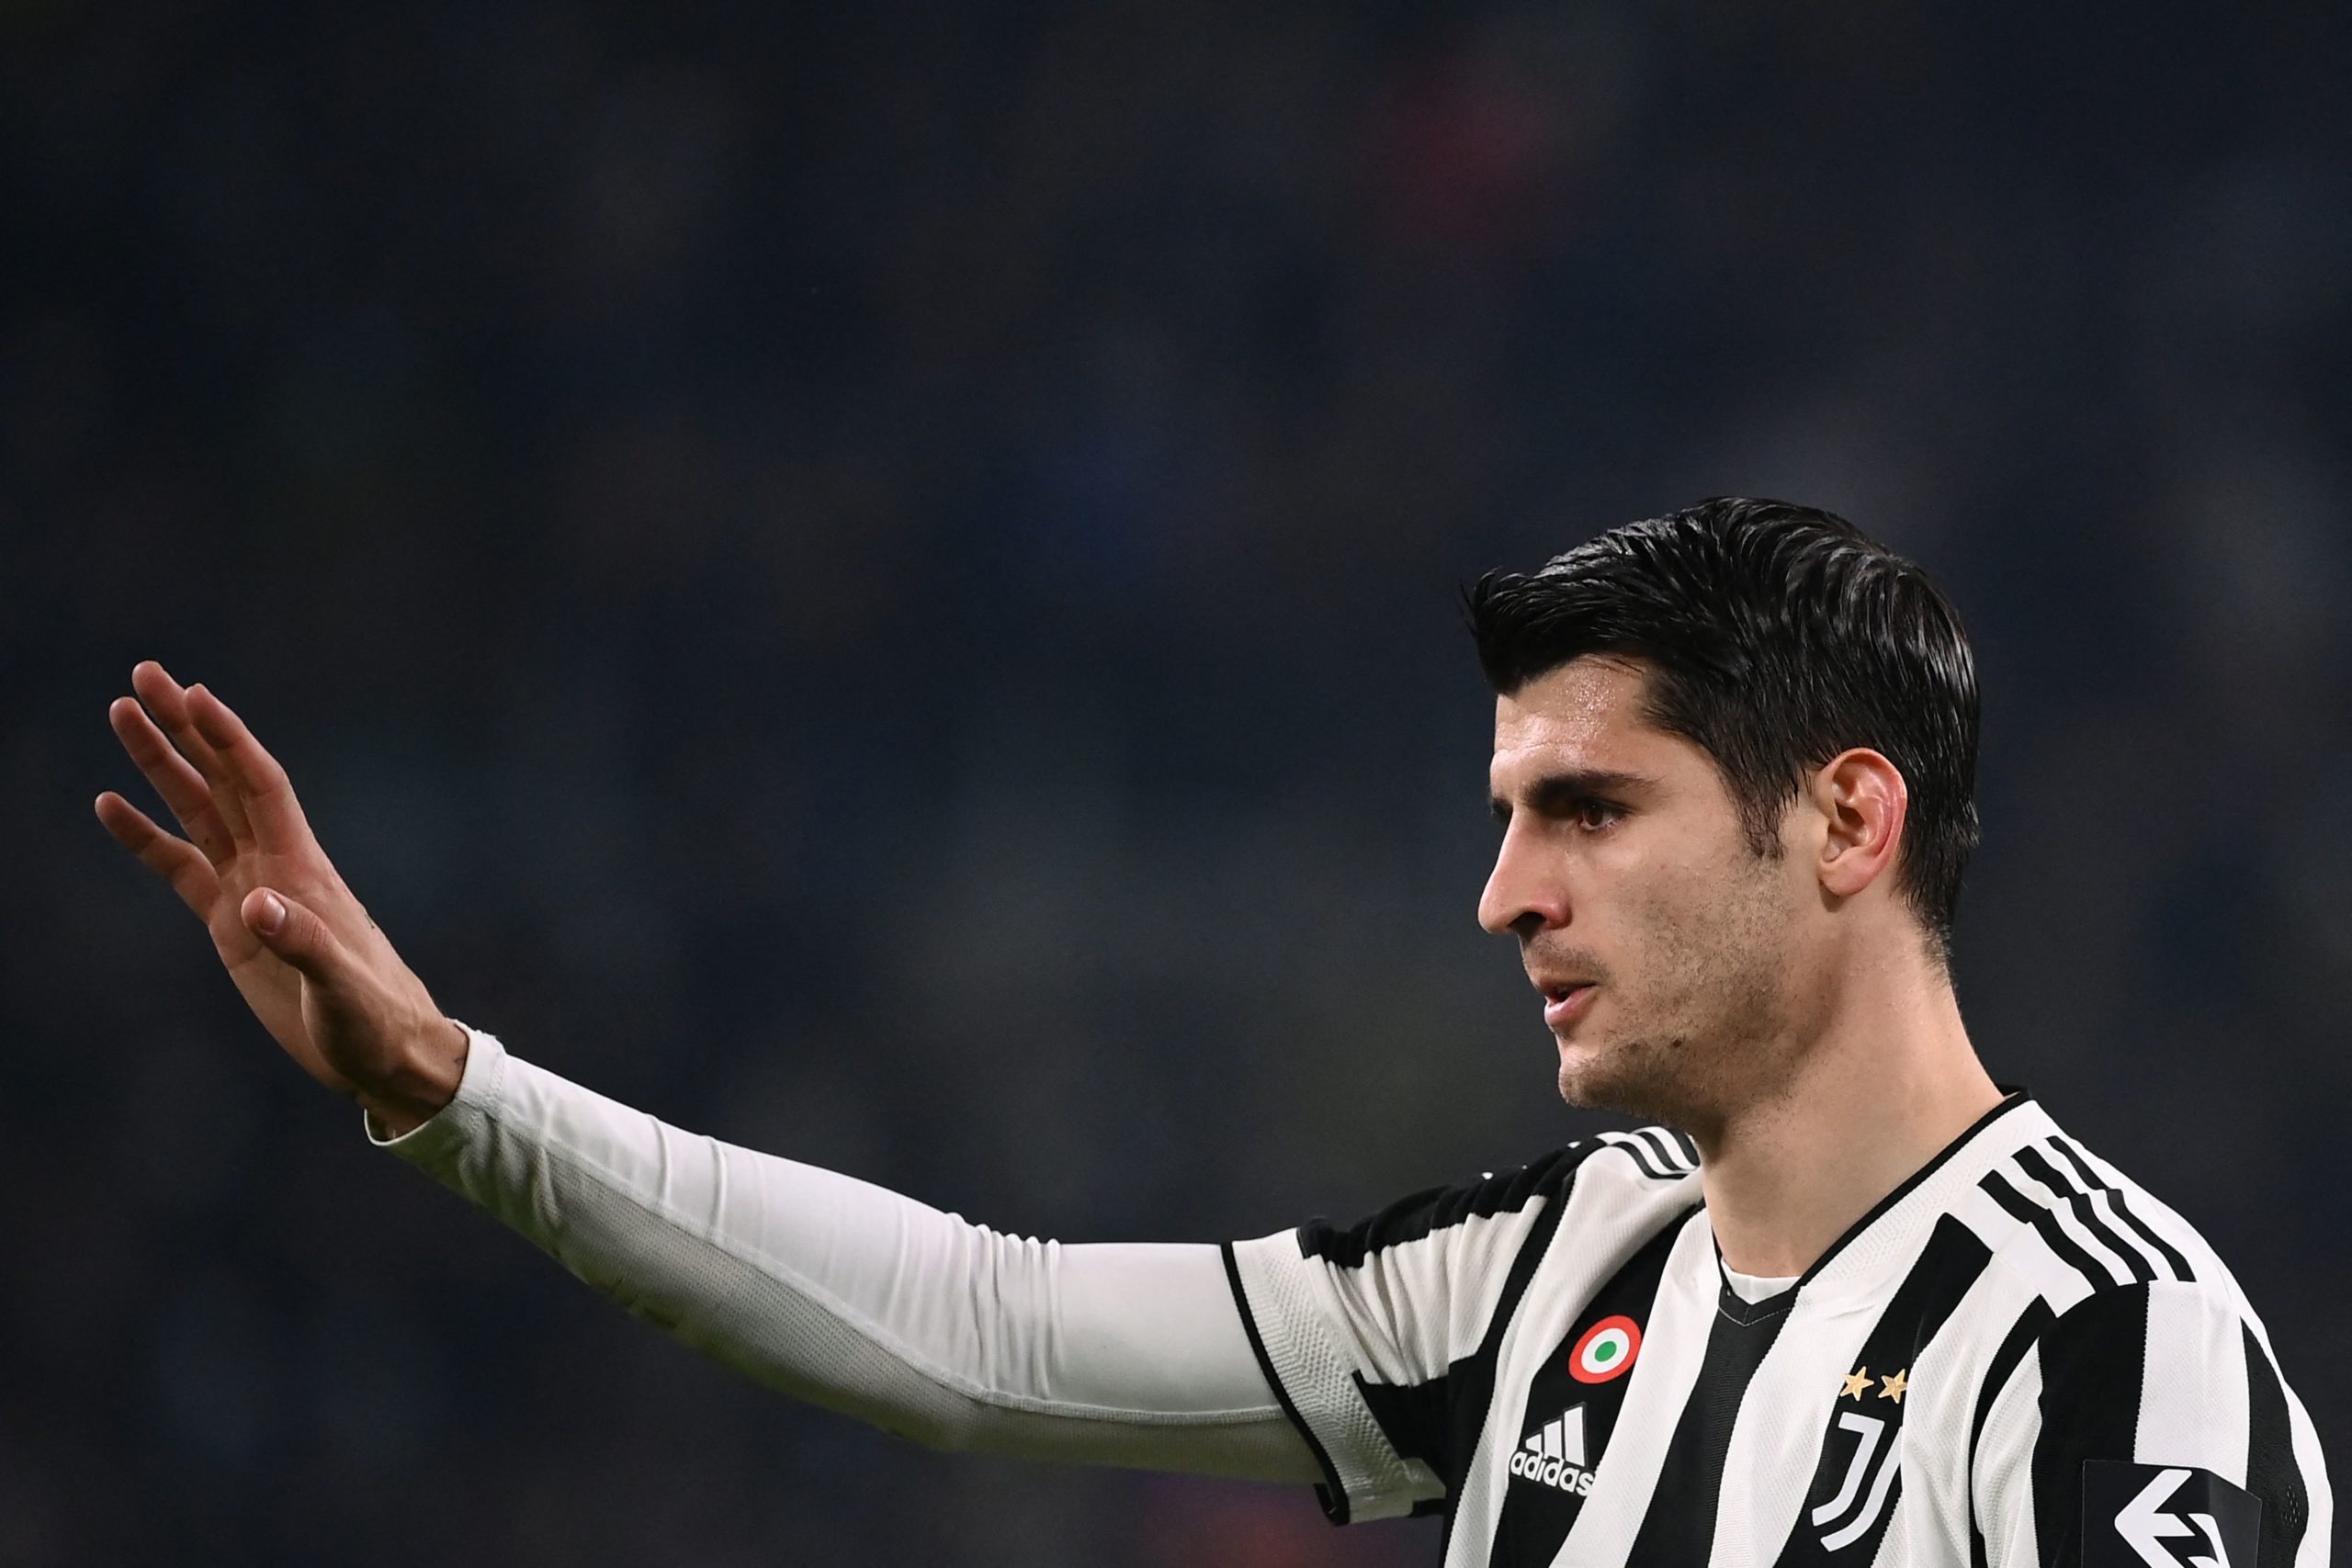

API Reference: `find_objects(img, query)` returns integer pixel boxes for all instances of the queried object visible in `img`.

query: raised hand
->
[96,661,465,1134]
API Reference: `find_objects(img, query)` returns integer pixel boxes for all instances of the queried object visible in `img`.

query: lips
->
[1542,983,1597,1029]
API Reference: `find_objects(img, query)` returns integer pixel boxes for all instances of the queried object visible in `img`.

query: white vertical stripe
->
[1970,1344,2045,1568]
[1531,1210,1718,1567]
[2042,1152,2332,1565]
[1902,1260,2053,1561]
[1708,1289,1880,1564]
[2134,1281,2253,1486]
[1229,1231,1447,1517]
[1989,1217,2100,1314]
[1864,1494,1910,1568]
[1308,1199,1552,1388]
[1439,1164,1704,1567]
[2228,1292,2335,1568]
[1952,1183,2027,1252]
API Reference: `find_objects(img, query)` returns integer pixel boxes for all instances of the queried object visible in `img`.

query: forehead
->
[1488,656,1690,787]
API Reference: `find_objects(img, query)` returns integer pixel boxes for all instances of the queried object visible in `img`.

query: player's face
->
[1480,656,1821,1135]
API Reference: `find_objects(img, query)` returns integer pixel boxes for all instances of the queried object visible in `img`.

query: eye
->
[1572,798,1624,832]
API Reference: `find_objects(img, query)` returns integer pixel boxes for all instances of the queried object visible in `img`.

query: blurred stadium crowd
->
[5,2,2347,1563]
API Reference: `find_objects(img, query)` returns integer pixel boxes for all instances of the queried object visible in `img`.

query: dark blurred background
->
[5,1,2346,1562]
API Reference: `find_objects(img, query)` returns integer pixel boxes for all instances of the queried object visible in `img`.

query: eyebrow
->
[1489,769,1656,823]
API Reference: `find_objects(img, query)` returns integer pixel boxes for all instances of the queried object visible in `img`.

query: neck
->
[1695,955,2002,1280]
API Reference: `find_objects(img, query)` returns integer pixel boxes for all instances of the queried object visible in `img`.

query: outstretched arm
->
[96,664,1317,1483]
[372,1022,1314,1478]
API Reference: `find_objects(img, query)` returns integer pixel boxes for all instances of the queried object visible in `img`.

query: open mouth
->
[1542,983,1597,1027]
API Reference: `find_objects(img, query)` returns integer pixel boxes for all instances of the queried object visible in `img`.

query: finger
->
[185,683,317,856]
[132,661,254,847]
[95,791,223,919]
[107,696,236,865]
[240,886,345,983]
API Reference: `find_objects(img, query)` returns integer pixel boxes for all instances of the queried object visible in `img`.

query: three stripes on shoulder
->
[1596,1128,1701,1181]
[1967,1133,2195,1296]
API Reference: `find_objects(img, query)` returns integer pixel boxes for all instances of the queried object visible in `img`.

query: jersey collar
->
[1766,1087,2047,1309]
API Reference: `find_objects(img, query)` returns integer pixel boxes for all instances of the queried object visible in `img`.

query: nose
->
[1478,821,1570,937]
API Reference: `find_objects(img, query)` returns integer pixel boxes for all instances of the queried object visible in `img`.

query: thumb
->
[241,887,343,979]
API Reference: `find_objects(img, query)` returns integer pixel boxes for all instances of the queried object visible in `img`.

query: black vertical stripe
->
[1329,1151,1597,1524]
[1298,1143,1589,1268]
[1347,1377,1450,1513]
[1859,1214,1994,1359]
[1272,1140,1640,1531]
[2012,1146,2151,1284]
[1411,1168,1607,1552]
[2029,1284,2152,1566]
[1623,1286,1794,1564]
[1772,1215,1996,1564]
[2242,1324,2310,1567]
[1485,1218,1689,1567]
[1978,1169,2112,1291]
[1968,1303,2053,1462]
[1966,1299,2052,1568]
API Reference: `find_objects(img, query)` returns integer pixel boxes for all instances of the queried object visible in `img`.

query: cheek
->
[1589,866,1705,993]
[1615,851,1793,989]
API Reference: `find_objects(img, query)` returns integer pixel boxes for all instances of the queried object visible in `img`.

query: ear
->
[1808,748,1908,900]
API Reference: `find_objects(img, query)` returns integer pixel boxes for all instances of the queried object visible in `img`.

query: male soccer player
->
[97,499,2327,1565]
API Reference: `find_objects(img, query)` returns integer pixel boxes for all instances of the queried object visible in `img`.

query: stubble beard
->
[1552,857,1802,1137]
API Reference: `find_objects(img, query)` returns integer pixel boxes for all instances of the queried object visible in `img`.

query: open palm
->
[95,661,458,1114]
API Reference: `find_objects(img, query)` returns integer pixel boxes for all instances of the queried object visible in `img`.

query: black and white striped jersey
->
[1222,1093,2330,1567]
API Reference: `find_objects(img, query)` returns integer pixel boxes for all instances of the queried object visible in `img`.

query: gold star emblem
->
[1840,1367,1871,1399]
[1879,1368,1909,1404]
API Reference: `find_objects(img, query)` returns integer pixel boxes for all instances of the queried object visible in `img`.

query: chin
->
[1555,1033,1692,1126]
[1555,1038,1628,1111]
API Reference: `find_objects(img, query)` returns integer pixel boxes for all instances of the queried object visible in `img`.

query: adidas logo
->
[1508,1405,1597,1496]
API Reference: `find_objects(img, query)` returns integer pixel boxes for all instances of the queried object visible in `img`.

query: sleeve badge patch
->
[2083,1461,2263,1568]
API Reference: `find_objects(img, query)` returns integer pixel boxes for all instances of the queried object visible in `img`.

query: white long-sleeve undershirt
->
[367,1022,1318,1483]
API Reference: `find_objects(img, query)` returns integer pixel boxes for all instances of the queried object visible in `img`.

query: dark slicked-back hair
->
[1465,497,1980,967]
